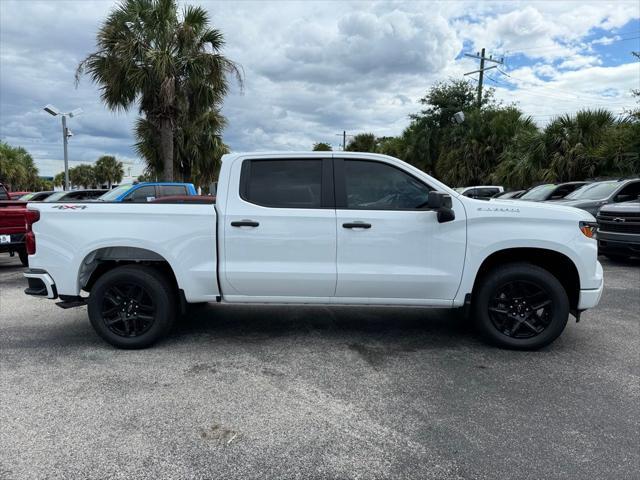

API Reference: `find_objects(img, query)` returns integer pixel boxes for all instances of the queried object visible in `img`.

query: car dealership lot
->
[0,256,638,480]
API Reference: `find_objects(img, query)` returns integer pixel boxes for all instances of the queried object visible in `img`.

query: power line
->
[463,48,504,107]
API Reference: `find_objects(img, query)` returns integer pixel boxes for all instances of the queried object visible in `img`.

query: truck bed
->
[27,202,220,302]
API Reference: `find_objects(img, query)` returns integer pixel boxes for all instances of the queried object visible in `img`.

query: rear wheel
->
[88,265,176,349]
[18,249,28,267]
[472,262,569,350]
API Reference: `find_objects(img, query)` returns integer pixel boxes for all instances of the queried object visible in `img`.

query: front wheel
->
[88,265,176,349]
[472,262,569,350]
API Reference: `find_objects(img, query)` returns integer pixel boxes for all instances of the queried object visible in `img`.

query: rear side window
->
[241,159,323,208]
[342,160,431,210]
[0,186,8,200]
[159,185,187,197]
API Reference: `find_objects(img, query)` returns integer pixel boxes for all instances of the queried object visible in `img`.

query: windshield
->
[564,181,619,200]
[520,184,555,201]
[20,193,36,201]
[98,185,132,201]
[44,191,69,202]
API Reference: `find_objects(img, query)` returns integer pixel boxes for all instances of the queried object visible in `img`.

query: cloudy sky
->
[1,1,639,177]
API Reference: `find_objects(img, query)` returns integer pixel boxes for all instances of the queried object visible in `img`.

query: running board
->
[56,295,87,309]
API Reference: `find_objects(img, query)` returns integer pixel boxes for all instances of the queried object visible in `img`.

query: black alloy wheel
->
[473,262,569,350]
[101,282,156,337]
[88,265,176,349]
[488,280,553,339]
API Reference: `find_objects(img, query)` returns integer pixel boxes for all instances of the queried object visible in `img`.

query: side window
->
[241,159,323,208]
[476,188,499,199]
[615,182,640,202]
[343,160,431,210]
[0,187,8,201]
[463,189,476,198]
[125,186,156,202]
[159,185,187,197]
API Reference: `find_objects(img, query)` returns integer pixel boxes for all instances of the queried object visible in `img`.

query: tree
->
[94,155,124,188]
[68,164,96,189]
[346,133,377,152]
[0,142,41,191]
[312,142,332,151]
[77,0,242,181]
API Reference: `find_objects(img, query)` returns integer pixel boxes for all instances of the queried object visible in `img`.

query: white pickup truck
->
[23,152,603,350]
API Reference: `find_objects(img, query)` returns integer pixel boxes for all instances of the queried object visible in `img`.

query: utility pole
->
[464,48,503,108]
[61,115,70,190]
[335,131,354,151]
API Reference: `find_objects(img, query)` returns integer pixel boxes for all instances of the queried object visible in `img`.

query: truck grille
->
[597,213,640,234]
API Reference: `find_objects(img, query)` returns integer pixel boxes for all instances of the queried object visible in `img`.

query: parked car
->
[454,185,504,200]
[23,152,602,351]
[44,189,107,202]
[8,191,31,199]
[596,200,640,261]
[97,182,197,202]
[19,191,55,202]
[493,190,526,199]
[553,178,640,216]
[0,200,29,265]
[519,182,589,202]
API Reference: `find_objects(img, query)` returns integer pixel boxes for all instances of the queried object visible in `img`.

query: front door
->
[334,158,466,303]
[222,157,337,300]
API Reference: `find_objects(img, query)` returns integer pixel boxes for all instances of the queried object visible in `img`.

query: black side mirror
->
[428,191,455,223]
[427,191,452,209]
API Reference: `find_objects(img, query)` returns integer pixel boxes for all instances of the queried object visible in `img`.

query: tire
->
[472,262,569,350]
[18,249,28,267]
[87,265,176,349]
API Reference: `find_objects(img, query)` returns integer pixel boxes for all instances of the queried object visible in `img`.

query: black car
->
[519,181,589,202]
[596,200,640,261]
[553,178,640,216]
[44,190,107,202]
[19,191,56,202]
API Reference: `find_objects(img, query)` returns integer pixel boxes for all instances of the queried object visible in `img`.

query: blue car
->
[97,182,197,202]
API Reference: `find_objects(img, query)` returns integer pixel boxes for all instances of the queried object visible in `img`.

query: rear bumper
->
[0,233,25,252]
[24,269,58,299]
[577,261,603,310]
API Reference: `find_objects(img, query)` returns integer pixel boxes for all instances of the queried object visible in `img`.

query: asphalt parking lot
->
[0,255,638,480]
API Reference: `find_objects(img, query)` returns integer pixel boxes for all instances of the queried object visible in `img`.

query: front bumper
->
[598,231,640,257]
[24,269,58,299]
[577,261,604,310]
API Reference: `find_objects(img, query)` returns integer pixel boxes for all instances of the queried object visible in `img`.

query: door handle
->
[342,222,371,229]
[231,220,260,227]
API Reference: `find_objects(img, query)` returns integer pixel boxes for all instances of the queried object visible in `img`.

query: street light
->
[43,105,82,191]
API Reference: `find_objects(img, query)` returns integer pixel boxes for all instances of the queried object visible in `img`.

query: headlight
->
[579,221,597,239]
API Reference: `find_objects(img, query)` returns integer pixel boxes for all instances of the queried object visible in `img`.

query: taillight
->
[24,209,40,255]
[579,221,597,239]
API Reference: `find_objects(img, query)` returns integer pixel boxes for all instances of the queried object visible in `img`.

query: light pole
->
[43,105,82,191]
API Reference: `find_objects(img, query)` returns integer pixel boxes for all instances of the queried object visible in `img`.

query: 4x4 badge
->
[52,205,87,210]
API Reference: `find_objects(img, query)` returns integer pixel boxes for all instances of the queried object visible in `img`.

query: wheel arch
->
[471,247,581,310]
[79,246,179,295]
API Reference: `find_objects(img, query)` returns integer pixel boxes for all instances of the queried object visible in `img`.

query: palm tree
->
[0,142,40,190]
[76,0,242,181]
[69,165,97,189]
[94,155,124,188]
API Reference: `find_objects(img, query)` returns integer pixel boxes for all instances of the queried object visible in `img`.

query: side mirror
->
[428,191,455,223]
[427,191,452,209]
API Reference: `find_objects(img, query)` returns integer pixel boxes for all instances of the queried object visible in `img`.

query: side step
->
[56,295,87,309]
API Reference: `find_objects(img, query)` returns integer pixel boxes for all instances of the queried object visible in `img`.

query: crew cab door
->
[221,157,337,300]
[333,158,466,304]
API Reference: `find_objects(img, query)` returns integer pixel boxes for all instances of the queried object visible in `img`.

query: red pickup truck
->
[0,183,29,266]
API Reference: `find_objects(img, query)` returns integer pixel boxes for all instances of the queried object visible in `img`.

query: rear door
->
[221,157,337,299]
[333,158,466,303]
